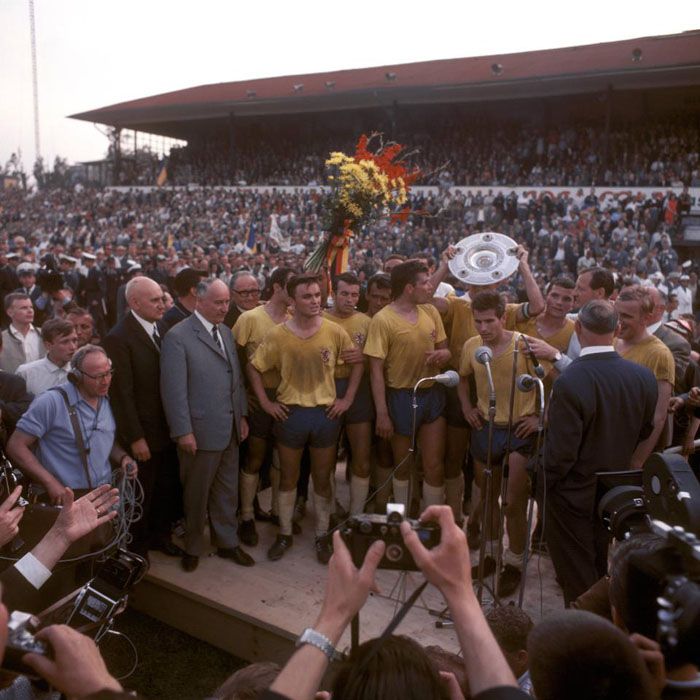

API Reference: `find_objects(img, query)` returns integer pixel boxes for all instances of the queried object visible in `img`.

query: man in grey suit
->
[161,278,254,572]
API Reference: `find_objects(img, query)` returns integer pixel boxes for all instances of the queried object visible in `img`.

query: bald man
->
[103,276,183,558]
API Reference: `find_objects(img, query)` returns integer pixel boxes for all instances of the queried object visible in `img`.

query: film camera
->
[596,453,700,667]
[341,504,440,570]
[3,612,50,675]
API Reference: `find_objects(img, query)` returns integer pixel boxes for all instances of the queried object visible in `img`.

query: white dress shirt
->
[131,310,160,348]
[16,356,70,395]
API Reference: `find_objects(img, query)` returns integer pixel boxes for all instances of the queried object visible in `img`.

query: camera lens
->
[359,520,373,534]
[386,544,403,562]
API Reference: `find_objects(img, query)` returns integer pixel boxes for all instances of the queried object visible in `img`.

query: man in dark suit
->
[77,254,107,338]
[160,278,253,572]
[102,277,182,558]
[544,300,657,606]
[158,268,205,336]
[223,271,261,328]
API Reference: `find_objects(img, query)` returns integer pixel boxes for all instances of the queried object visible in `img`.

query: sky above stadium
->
[1,0,698,173]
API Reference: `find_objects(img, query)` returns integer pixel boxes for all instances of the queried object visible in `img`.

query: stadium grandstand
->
[69,31,700,189]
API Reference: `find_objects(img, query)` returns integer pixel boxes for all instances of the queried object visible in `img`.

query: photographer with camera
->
[266,505,525,700]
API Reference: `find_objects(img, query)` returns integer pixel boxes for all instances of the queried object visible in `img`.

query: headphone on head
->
[68,345,109,385]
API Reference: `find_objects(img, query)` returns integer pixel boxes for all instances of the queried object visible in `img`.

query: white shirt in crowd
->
[131,310,160,349]
[674,285,693,317]
[16,356,70,395]
[11,324,43,364]
[434,281,455,298]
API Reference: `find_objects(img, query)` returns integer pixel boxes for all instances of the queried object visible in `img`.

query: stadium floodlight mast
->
[28,0,41,161]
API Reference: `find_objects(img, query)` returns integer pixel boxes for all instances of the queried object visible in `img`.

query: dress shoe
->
[315,535,333,565]
[470,555,497,580]
[497,564,522,598]
[271,515,301,535]
[181,554,199,572]
[151,540,186,557]
[217,546,255,567]
[238,518,258,547]
[267,534,293,561]
[254,495,274,523]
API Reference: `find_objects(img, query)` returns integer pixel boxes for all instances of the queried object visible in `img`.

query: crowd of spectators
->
[163,118,700,188]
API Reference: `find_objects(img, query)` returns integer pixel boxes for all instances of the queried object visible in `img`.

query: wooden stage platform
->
[130,468,564,665]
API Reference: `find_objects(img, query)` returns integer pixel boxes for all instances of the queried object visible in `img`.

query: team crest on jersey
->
[320,347,331,364]
[353,332,366,346]
[430,328,437,341]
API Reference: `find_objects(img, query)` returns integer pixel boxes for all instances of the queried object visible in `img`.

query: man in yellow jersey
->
[364,272,393,513]
[614,285,675,469]
[526,267,615,370]
[324,273,373,515]
[364,260,450,512]
[233,267,295,547]
[429,246,544,525]
[249,274,363,563]
[458,290,549,598]
[517,276,576,354]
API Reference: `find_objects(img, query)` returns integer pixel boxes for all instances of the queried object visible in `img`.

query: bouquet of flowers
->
[304,133,421,277]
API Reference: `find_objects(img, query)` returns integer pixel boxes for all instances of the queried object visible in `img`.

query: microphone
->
[520,335,545,378]
[516,373,536,392]
[475,345,493,365]
[430,370,460,387]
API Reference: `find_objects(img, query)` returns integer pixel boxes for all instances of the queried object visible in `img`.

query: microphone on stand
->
[426,370,460,387]
[475,346,496,411]
[519,335,546,378]
[516,373,536,392]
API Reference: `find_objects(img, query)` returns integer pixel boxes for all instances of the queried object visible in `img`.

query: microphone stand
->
[517,376,545,608]
[476,359,497,604]
[493,332,522,601]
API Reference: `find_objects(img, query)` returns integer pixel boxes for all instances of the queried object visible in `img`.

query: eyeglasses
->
[82,369,115,381]
[233,289,260,297]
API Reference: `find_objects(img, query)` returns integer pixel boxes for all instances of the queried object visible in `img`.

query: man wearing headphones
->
[7,344,137,504]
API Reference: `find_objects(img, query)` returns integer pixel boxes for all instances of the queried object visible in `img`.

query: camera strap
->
[50,387,94,490]
[355,580,428,667]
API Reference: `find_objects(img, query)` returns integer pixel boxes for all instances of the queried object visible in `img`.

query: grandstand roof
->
[71,31,700,139]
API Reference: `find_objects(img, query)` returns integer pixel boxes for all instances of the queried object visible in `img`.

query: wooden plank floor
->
[131,463,564,663]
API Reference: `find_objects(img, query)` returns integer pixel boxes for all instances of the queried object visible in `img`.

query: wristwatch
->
[295,627,345,662]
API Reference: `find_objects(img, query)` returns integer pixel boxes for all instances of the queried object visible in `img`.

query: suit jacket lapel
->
[192,316,228,360]
[126,312,159,355]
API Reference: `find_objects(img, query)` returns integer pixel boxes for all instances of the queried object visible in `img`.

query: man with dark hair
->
[0,293,45,373]
[249,274,362,563]
[528,610,656,700]
[0,333,32,445]
[324,272,373,514]
[234,266,294,546]
[615,285,675,468]
[486,606,535,695]
[527,267,615,369]
[429,246,544,524]
[365,273,392,318]
[544,300,657,605]
[365,260,450,512]
[458,290,547,597]
[16,318,77,395]
[159,267,207,335]
[518,276,575,354]
[66,306,95,348]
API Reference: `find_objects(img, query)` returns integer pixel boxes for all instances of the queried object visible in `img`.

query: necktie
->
[211,324,223,352]
[152,328,161,349]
